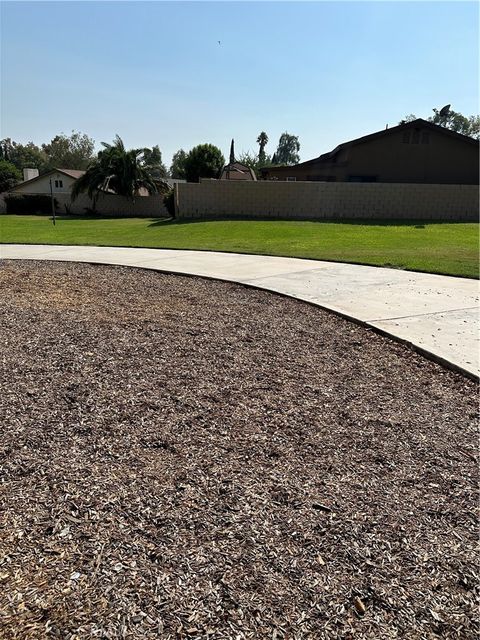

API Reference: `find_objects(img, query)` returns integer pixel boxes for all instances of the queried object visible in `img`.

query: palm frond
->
[71,136,158,204]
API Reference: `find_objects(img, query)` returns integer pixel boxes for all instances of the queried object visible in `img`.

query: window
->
[54,179,63,188]
[286,177,296,182]
[403,130,428,145]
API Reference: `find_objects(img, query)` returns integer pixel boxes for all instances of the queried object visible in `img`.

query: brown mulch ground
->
[0,260,478,640]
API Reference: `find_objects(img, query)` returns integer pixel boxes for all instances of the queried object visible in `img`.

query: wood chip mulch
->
[0,260,478,640]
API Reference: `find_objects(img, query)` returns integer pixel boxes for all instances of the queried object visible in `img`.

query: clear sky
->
[1,1,478,167]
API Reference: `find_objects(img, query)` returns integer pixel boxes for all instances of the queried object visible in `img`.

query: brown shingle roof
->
[220,162,257,181]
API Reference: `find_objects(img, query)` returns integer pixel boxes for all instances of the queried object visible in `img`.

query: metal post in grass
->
[49,178,56,226]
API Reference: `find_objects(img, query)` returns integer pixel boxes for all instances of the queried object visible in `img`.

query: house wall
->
[262,163,339,182]
[263,126,479,185]
[339,129,479,184]
[175,180,479,221]
[10,172,77,194]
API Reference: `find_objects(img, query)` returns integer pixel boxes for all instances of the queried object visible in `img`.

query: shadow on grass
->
[147,216,471,228]
[17,215,472,228]
[49,215,172,223]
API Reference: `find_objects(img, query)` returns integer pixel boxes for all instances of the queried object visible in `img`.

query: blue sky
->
[1,1,478,167]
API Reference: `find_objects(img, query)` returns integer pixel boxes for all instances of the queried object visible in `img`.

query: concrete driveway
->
[2,244,478,378]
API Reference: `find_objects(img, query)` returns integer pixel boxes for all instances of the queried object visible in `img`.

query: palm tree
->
[71,135,157,206]
[256,131,269,164]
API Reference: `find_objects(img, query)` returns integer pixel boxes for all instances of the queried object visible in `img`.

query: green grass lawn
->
[1,215,478,278]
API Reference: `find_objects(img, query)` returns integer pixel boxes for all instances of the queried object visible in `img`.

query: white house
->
[8,169,185,196]
[8,168,86,196]
[2,167,173,217]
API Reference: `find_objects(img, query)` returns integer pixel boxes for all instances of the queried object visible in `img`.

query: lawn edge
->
[1,241,478,280]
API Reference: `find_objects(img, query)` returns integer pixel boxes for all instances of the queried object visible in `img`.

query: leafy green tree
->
[237,150,272,178]
[170,149,188,179]
[400,107,480,139]
[142,145,167,178]
[238,133,272,175]
[42,131,95,170]
[399,114,417,124]
[237,151,258,169]
[256,131,269,164]
[274,132,300,165]
[71,135,157,205]
[183,144,225,182]
[0,138,48,172]
[466,115,480,139]
[0,160,22,192]
[0,139,14,161]
[430,108,479,139]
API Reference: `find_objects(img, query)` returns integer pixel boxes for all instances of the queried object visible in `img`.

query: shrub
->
[0,160,22,192]
[184,144,225,182]
[83,206,100,216]
[5,194,58,215]
[163,189,175,217]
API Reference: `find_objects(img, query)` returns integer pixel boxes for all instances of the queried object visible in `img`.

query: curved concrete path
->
[2,244,479,379]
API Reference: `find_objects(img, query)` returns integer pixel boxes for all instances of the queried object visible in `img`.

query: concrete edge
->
[1,241,478,281]
[4,255,479,383]
[242,281,479,383]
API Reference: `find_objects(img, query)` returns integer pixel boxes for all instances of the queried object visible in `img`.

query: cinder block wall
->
[175,181,479,221]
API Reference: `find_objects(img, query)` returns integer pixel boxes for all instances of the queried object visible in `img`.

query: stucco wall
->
[10,172,77,194]
[175,180,479,221]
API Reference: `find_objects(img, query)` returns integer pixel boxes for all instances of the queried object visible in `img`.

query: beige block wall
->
[175,181,479,221]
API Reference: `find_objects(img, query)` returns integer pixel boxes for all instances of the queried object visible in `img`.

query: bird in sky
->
[218,40,221,45]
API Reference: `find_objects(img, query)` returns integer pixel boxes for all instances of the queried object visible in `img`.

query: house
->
[8,168,86,195]
[260,119,479,184]
[219,161,257,181]
[2,168,88,214]
[8,169,185,196]
[220,139,257,181]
